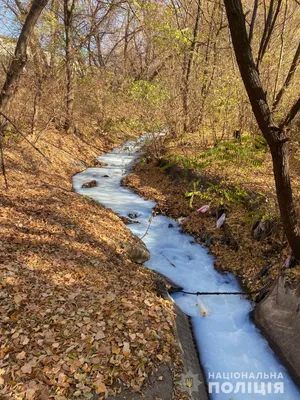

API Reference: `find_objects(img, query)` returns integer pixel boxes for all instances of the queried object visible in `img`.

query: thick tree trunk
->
[270,140,300,254]
[0,0,49,111]
[224,0,300,259]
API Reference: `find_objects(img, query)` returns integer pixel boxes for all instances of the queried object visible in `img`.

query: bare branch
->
[248,0,259,44]
[280,97,300,129]
[273,41,300,111]
[257,0,283,68]
[0,111,51,163]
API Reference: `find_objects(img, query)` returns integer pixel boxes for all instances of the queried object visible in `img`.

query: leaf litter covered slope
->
[0,130,181,399]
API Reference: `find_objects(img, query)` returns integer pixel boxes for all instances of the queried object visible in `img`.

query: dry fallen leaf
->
[14,294,24,304]
[106,292,116,303]
[112,345,121,355]
[123,342,131,358]
[25,388,36,400]
[95,330,105,340]
[22,337,30,345]
[21,363,33,374]
[16,351,26,360]
[93,379,106,394]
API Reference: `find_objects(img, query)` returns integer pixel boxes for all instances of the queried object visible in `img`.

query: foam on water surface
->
[73,138,300,399]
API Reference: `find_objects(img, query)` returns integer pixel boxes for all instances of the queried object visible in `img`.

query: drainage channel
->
[73,137,300,400]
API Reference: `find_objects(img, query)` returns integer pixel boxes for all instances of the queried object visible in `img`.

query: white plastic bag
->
[216,213,226,228]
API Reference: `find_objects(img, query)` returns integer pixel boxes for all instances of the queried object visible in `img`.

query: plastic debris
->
[197,205,210,213]
[216,213,226,228]
[196,296,211,317]
[177,217,189,225]
[283,255,292,270]
[282,254,296,270]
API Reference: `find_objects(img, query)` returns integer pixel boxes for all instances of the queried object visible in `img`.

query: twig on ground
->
[40,138,87,166]
[33,114,56,144]
[74,128,105,153]
[39,181,72,193]
[0,111,51,163]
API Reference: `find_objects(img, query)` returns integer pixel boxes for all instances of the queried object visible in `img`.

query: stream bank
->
[73,137,300,399]
[0,130,185,399]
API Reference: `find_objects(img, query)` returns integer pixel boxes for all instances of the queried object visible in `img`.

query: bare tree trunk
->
[0,0,49,111]
[63,0,76,133]
[49,0,59,71]
[196,0,223,133]
[224,0,300,259]
[272,1,288,104]
[0,0,48,188]
[95,34,105,67]
[123,8,131,75]
[182,0,202,133]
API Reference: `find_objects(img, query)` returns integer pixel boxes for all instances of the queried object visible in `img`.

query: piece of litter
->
[196,296,211,317]
[216,213,226,228]
[197,205,210,213]
[283,255,292,269]
[177,217,189,225]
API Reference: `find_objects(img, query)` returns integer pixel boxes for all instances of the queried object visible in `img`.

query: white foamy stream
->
[73,137,300,399]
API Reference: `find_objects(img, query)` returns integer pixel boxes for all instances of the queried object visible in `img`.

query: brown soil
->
[123,148,300,297]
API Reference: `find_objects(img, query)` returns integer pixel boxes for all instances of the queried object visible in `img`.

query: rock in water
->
[124,239,150,264]
[82,180,97,188]
[128,212,142,219]
[120,216,140,225]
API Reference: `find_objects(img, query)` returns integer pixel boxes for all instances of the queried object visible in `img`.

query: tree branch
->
[280,97,300,129]
[273,41,300,111]
[249,0,259,44]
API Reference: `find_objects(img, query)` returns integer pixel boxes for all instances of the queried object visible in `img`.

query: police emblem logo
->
[180,370,202,395]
